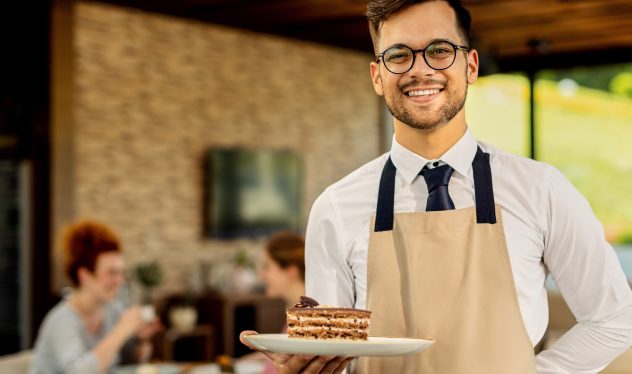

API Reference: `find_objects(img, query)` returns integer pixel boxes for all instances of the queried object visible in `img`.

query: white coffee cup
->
[140,305,155,323]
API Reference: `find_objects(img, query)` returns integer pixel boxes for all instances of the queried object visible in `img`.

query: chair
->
[0,350,33,374]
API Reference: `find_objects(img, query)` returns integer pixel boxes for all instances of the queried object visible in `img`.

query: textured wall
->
[54,1,381,294]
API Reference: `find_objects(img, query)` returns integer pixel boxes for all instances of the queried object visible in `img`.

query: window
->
[537,64,632,248]
[466,74,530,157]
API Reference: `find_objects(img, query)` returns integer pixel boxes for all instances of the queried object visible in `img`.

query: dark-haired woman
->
[239,232,308,374]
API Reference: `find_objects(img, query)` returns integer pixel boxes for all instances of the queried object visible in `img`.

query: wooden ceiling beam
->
[488,34,632,57]
[472,8,632,32]
[185,0,366,25]
[476,19,632,45]
[93,0,632,60]
[469,0,632,21]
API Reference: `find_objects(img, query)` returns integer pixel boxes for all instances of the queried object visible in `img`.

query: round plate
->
[112,364,181,374]
[243,334,434,357]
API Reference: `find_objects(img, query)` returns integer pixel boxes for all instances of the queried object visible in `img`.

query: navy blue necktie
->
[420,164,455,211]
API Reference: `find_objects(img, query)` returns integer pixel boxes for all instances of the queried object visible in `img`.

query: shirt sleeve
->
[305,190,356,308]
[536,167,632,373]
[50,318,101,374]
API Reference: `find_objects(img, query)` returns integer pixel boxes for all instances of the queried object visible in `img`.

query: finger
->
[279,355,316,374]
[239,331,276,361]
[300,355,335,374]
[332,357,354,374]
[275,353,292,366]
[239,330,259,350]
[316,356,347,374]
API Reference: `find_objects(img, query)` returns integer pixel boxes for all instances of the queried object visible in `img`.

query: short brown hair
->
[265,232,305,281]
[366,0,472,53]
[63,220,121,286]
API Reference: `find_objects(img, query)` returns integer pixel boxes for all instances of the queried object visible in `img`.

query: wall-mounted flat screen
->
[205,148,302,239]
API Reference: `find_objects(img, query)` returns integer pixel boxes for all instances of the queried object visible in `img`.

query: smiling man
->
[240,0,632,373]
[302,0,632,373]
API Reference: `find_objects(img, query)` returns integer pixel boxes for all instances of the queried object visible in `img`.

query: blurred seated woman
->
[239,232,305,374]
[259,231,306,306]
[30,220,160,374]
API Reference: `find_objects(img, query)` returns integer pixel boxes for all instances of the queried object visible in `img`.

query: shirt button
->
[433,161,439,167]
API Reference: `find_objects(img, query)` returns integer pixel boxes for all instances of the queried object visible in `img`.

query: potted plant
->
[133,261,163,304]
[230,249,257,294]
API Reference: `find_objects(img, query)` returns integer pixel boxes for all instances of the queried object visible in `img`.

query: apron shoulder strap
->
[374,157,396,232]
[473,146,497,224]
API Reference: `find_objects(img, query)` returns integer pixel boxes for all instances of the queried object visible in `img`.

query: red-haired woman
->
[30,221,160,374]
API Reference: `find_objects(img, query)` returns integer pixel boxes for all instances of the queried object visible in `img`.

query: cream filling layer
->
[287,316,370,324]
[288,326,367,333]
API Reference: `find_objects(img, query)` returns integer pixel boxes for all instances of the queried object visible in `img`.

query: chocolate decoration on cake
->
[294,295,320,308]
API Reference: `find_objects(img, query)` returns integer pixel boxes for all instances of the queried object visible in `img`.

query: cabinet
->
[159,324,215,362]
[196,293,286,357]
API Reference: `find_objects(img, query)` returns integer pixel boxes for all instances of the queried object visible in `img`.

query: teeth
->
[408,89,440,97]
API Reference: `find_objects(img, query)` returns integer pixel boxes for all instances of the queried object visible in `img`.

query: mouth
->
[405,88,443,98]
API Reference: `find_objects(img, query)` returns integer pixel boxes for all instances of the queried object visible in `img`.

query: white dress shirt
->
[305,128,632,373]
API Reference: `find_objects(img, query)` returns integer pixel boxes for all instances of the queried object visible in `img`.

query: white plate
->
[112,364,181,374]
[243,334,434,357]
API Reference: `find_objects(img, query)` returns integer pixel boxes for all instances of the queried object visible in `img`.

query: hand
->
[240,331,353,374]
[114,305,145,339]
[134,319,162,363]
[137,318,163,340]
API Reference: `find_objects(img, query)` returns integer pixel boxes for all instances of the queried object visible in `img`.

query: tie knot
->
[420,164,454,192]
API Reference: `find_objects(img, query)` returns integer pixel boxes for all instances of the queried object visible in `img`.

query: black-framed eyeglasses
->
[376,40,470,74]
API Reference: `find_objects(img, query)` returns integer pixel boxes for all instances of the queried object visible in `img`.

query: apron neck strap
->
[472,146,497,224]
[375,157,397,232]
[374,146,496,232]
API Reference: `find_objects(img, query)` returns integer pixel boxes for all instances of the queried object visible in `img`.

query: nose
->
[408,51,435,77]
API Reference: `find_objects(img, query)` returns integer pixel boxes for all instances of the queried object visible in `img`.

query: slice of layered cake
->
[287,296,371,340]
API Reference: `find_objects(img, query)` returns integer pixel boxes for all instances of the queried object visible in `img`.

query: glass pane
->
[537,64,632,247]
[466,74,530,157]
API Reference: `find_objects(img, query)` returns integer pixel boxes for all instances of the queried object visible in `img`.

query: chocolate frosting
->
[294,295,319,308]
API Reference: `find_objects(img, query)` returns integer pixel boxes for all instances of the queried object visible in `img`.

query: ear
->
[370,61,384,96]
[286,265,301,281]
[466,49,479,85]
[77,267,93,285]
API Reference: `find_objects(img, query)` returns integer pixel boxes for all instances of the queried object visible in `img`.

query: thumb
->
[239,330,275,361]
[239,330,259,350]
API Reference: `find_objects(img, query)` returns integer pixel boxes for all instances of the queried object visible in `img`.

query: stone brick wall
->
[52,1,382,294]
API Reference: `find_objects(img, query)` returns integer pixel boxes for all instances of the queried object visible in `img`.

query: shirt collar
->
[389,127,478,184]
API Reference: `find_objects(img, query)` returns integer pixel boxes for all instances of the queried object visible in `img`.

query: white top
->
[30,299,126,374]
[305,128,632,373]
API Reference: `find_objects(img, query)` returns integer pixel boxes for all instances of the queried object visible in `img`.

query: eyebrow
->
[382,38,457,52]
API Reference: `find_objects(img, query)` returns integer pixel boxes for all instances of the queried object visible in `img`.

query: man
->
[242,0,632,372]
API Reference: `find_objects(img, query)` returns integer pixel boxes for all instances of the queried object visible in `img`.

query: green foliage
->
[619,231,632,245]
[233,249,254,269]
[134,261,163,289]
[466,72,632,244]
[610,72,632,98]
[539,63,632,93]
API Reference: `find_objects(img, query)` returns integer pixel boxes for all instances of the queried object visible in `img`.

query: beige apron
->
[357,147,536,374]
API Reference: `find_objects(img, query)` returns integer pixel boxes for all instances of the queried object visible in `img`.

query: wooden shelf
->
[159,324,214,362]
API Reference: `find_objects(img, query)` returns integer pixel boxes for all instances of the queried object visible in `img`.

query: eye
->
[427,43,455,58]
[384,48,412,64]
